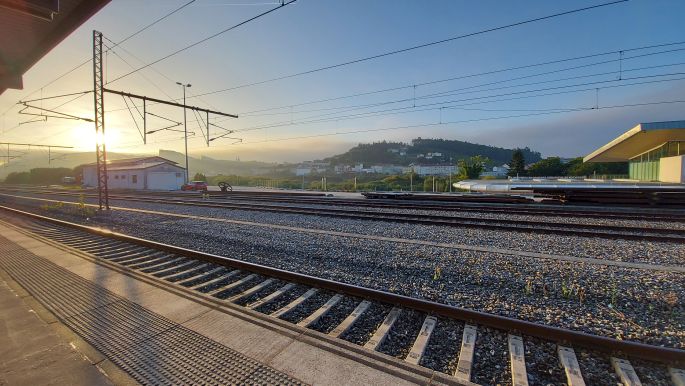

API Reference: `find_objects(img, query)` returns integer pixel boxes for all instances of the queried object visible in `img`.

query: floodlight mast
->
[177,82,191,183]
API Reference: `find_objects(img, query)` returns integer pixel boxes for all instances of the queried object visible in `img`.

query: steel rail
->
[2,189,684,243]
[1,204,684,365]
[209,193,685,220]
[3,184,685,221]
[102,188,685,222]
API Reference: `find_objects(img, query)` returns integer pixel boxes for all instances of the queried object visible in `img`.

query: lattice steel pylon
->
[92,30,109,210]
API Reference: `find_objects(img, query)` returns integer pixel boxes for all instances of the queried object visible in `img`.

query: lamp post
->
[176,82,191,183]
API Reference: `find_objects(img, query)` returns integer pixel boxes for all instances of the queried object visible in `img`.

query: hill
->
[324,138,542,166]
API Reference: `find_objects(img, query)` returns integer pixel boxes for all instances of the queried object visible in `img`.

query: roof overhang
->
[0,0,111,94]
[584,120,685,163]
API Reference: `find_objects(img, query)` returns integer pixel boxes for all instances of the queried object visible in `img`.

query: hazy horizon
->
[2,0,685,164]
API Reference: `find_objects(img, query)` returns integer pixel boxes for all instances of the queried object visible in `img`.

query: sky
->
[1,0,685,164]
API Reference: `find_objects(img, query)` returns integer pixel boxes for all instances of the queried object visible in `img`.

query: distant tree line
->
[324,138,542,166]
[507,149,628,177]
[527,157,627,177]
[3,168,75,185]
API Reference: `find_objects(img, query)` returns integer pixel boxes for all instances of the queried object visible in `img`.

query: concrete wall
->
[108,169,142,190]
[659,155,685,183]
[82,166,97,187]
[144,165,185,190]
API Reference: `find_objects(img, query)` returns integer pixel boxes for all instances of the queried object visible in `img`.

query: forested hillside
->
[325,138,542,165]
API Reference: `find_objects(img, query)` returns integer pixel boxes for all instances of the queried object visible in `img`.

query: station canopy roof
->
[583,120,685,163]
[0,0,111,94]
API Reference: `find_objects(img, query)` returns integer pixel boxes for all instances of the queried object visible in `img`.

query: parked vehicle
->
[181,181,208,191]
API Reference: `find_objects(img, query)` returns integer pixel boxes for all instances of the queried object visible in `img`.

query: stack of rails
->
[361,192,534,203]
[516,186,685,206]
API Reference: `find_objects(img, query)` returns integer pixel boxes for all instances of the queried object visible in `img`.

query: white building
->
[480,164,510,178]
[82,156,185,190]
[294,161,330,176]
[411,164,457,176]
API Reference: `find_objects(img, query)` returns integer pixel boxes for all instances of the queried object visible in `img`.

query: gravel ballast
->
[2,196,683,349]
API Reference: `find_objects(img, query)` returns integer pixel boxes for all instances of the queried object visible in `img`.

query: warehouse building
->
[584,120,685,183]
[82,156,185,190]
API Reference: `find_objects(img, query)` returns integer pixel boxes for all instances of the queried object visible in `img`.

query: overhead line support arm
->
[102,88,238,118]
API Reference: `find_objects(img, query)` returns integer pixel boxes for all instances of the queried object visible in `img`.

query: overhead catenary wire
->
[185,0,629,100]
[103,39,685,118]
[107,0,298,84]
[0,0,198,117]
[104,38,685,118]
[223,74,685,135]
[231,56,685,126]
[192,63,685,135]
[230,73,685,132]
[222,99,685,146]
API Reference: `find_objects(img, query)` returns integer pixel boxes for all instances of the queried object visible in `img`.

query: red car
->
[181,181,208,191]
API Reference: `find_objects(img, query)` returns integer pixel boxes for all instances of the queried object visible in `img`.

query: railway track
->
[143,188,685,222]
[1,205,683,385]
[4,185,685,223]
[2,189,685,243]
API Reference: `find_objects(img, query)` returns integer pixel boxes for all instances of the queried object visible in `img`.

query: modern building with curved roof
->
[584,120,685,183]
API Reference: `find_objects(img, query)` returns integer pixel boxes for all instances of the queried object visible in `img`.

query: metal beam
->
[0,142,72,148]
[103,88,238,118]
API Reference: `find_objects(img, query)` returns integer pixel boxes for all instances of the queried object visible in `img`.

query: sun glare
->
[71,124,121,151]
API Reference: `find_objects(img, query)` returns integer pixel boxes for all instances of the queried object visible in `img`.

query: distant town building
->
[294,161,330,176]
[334,165,351,174]
[368,165,411,174]
[82,156,185,190]
[411,164,457,176]
[480,164,510,178]
[387,147,408,156]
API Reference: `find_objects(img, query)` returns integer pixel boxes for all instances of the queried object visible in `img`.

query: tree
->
[565,157,628,177]
[527,157,566,177]
[193,172,207,182]
[4,171,30,184]
[457,156,488,179]
[508,149,526,176]
[4,168,73,185]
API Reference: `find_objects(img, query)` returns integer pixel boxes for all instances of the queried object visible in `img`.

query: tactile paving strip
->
[0,235,305,385]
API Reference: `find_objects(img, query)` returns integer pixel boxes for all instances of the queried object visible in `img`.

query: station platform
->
[0,274,113,385]
[0,222,438,385]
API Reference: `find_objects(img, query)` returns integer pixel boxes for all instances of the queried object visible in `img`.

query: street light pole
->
[177,82,191,183]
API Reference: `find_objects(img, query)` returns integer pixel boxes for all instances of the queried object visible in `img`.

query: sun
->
[71,124,121,151]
